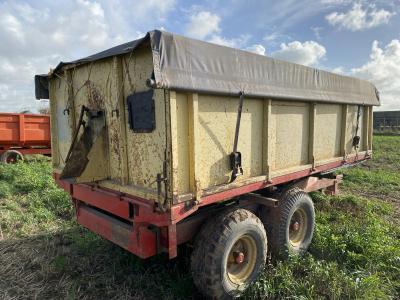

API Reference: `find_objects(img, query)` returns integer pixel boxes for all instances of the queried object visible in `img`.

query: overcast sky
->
[0,0,399,112]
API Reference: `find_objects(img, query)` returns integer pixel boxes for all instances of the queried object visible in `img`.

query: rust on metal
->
[86,80,105,111]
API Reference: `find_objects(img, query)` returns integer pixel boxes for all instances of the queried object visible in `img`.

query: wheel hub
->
[291,221,300,232]
[233,251,245,264]
[289,208,308,247]
[226,235,257,285]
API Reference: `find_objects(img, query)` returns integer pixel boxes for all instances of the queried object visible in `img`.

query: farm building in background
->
[374,110,400,133]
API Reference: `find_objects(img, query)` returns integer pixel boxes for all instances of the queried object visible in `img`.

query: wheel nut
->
[291,221,300,231]
[233,251,245,264]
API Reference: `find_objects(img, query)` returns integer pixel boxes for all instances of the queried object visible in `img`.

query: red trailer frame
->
[54,151,368,259]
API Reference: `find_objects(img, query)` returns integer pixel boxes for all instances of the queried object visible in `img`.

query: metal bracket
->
[352,135,361,148]
[230,151,243,178]
[353,105,362,150]
[156,158,168,211]
[111,109,119,118]
[156,173,167,196]
[311,156,316,171]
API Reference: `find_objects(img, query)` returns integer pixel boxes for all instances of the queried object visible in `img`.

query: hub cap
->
[226,235,257,285]
[6,153,20,164]
[289,208,308,246]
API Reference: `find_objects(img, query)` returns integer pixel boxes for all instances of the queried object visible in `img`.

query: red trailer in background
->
[0,113,51,163]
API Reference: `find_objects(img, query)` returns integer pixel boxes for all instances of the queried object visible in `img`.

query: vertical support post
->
[362,106,369,151]
[263,99,272,180]
[169,91,179,199]
[326,175,341,195]
[340,104,348,158]
[113,56,129,185]
[168,224,177,259]
[309,103,316,169]
[188,93,201,199]
[368,106,373,150]
[49,80,59,166]
[19,114,25,146]
[164,90,173,207]
[66,70,76,131]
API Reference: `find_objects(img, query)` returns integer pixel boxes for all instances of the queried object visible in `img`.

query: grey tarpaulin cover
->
[36,30,380,106]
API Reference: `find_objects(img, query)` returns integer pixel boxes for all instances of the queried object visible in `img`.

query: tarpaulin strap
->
[352,105,362,150]
[229,91,245,183]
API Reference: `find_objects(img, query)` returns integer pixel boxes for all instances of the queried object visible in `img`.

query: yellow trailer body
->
[38,30,377,209]
[171,93,372,197]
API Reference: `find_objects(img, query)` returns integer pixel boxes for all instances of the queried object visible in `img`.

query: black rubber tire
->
[191,208,267,299]
[270,187,315,256]
[0,150,23,164]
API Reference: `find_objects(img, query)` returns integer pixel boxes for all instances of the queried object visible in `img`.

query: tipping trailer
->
[35,30,379,299]
[0,113,51,163]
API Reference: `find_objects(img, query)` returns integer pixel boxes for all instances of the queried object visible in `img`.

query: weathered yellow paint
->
[122,51,166,201]
[262,99,272,179]
[368,106,373,150]
[169,91,180,196]
[188,93,201,198]
[314,104,343,160]
[51,77,72,167]
[345,105,365,154]
[109,56,129,185]
[49,44,374,208]
[172,92,191,194]
[75,128,109,183]
[195,94,263,188]
[340,104,348,157]
[169,97,373,199]
[363,106,370,151]
[270,101,310,171]
[49,46,168,205]
[66,70,76,131]
[309,103,316,167]
[49,79,59,167]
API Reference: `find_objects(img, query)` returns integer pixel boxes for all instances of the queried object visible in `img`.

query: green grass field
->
[1,135,399,299]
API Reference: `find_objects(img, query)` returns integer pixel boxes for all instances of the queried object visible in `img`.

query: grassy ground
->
[0,135,399,299]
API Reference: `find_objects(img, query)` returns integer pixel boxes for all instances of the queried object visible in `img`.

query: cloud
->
[184,10,251,49]
[245,44,266,56]
[311,26,323,40]
[186,14,263,54]
[272,40,326,66]
[0,0,175,112]
[264,32,281,42]
[350,39,400,110]
[331,66,345,74]
[326,3,396,31]
[320,0,351,4]
[207,34,250,48]
[185,11,220,39]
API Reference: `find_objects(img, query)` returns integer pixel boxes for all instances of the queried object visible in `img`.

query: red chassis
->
[54,152,369,259]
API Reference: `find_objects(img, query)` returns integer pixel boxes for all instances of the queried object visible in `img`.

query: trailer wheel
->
[1,150,23,164]
[191,208,267,299]
[270,188,315,256]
